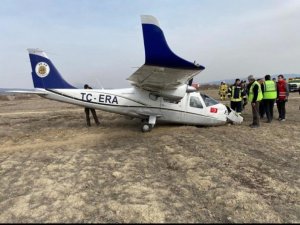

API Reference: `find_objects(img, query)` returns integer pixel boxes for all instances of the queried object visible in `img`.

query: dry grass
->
[0,90,299,223]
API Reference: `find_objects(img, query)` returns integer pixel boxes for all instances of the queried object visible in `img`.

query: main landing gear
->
[141,122,152,132]
[141,115,156,132]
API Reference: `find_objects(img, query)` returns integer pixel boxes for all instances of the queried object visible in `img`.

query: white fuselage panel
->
[42,87,230,126]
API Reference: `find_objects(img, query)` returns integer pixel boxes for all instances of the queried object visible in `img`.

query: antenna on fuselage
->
[95,78,104,90]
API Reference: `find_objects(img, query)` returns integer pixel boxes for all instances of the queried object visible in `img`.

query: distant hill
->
[205,74,300,85]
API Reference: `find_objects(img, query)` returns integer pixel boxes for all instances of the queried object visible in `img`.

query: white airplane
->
[1,15,243,132]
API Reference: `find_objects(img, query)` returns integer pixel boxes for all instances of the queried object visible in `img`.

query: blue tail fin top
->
[28,49,75,89]
[141,15,205,70]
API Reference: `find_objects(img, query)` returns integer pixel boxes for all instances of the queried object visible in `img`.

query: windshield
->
[200,93,219,106]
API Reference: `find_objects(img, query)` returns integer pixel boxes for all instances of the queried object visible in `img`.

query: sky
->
[1,0,300,89]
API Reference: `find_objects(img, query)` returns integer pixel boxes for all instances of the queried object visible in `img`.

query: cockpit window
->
[189,96,203,108]
[200,93,219,106]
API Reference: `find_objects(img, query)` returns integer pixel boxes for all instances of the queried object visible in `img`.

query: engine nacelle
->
[150,84,197,101]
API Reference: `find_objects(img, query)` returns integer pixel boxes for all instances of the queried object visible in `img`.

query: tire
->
[141,123,152,132]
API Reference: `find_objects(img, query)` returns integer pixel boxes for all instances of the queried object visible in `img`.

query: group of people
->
[222,74,289,128]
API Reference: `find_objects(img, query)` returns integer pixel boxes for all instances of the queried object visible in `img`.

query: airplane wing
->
[127,15,205,92]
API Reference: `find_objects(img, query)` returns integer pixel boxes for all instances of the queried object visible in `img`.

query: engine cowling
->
[150,84,197,101]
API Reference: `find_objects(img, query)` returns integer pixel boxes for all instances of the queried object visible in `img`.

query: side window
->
[189,96,203,108]
[200,93,219,106]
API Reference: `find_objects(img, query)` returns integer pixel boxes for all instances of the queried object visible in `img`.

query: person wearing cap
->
[247,75,263,128]
[83,84,100,127]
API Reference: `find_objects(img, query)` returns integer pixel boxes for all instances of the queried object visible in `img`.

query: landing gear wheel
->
[141,123,152,132]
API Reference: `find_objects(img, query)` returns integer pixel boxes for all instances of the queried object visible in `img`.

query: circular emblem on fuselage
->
[35,62,50,78]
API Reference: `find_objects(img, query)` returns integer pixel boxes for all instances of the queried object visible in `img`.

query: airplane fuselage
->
[42,87,229,126]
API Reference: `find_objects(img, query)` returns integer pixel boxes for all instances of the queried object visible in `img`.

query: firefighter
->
[241,80,248,111]
[247,75,263,128]
[219,82,228,100]
[227,78,246,114]
[262,75,277,123]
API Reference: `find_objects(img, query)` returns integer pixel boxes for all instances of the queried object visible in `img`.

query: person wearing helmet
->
[219,81,228,101]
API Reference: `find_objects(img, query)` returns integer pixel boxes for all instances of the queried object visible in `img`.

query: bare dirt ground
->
[0,90,299,223]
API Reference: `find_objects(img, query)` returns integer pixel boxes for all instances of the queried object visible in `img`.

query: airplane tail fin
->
[141,15,205,70]
[28,48,75,89]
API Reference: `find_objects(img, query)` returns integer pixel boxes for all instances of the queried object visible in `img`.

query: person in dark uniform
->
[247,75,263,128]
[84,84,100,127]
[227,78,246,114]
[241,80,248,111]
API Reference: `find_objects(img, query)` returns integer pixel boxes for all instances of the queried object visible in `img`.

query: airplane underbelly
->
[182,111,226,125]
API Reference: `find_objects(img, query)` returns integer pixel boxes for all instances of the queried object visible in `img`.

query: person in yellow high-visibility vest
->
[257,78,265,119]
[262,75,277,123]
[247,75,263,128]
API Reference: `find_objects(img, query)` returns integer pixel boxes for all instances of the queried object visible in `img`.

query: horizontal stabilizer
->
[0,88,48,95]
